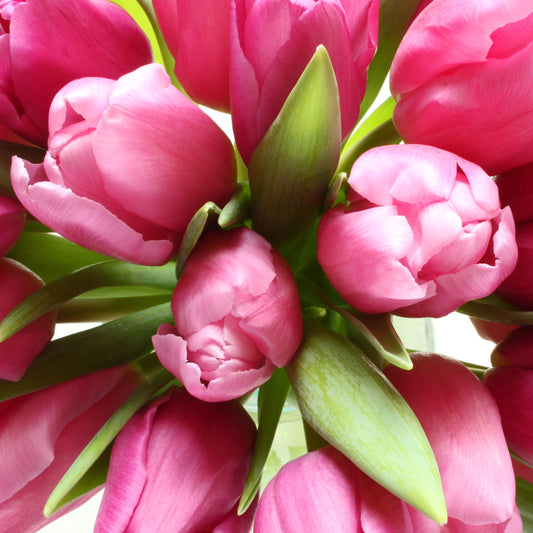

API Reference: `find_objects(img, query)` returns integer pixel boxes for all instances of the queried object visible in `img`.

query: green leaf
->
[44,369,175,516]
[0,260,176,342]
[359,0,420,118]
[238,368,290,514]
[516,476,533,529]
[286,318,447,524]
[247,45,341,259]
[0,303,173,401]
[458,299,533,325]
[219,182,250,229]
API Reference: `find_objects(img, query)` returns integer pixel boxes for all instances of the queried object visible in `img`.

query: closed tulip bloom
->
[153,227,302,401]
[0,257,55,381]
[0,194,24,256]
[0,0,153,146]
[11,64,237,266]
[153,0,232,111]
[391,0,533,176]
[230,0,379,163]
[0,366,139,532]
[95,387,257,533]
[495,164,533,308]
[485,326,533,465]
[317,144,517,317]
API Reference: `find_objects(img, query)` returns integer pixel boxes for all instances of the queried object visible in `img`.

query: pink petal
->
[0,194,25,256]
[385,354,516,525]
[11,156,177,265]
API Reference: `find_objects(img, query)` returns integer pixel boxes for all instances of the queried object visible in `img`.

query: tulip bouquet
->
[1,0,533,531]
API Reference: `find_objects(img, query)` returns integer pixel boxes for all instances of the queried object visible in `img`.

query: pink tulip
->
[317,144,518,317]
[11,63,237,266]
[153,0,231,112]
[0,0,153,147]
[230,0,379,163]
[0,366,139,532]
[94,386,257,533]
[485,327,533,466]
[390,0,533,176]
[495,164,533,308]
[470,318,518,345]
[152,227,302,401]
[0,257,56,381]
[0,194,24,256]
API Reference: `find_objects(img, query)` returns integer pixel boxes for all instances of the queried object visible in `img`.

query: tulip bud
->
[153,227,302,401]
[0,257,56,381]
[95,387,257,532]
[0,195,25,256]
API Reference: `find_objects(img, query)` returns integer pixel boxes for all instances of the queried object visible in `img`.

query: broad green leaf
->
[248,45,341,259]
[516,476,533,529]
[0,260,176,342]
[44,369,175,516]
[238,368,290,514]
[0,303,173,400]
[359,0,420,118]
[286,318,447,524]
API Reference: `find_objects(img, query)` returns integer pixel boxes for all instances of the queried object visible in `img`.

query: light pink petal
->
[11,156,177,265]
[9,0,152,143]
[0,194,24,255]
[456,157,500,214]
[348,144,457,206]
[254,447,363,533]
[385,354,516,525]
[447,174,499,223]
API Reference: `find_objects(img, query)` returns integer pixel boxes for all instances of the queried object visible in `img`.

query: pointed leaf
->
[248,45,341,258]
[0,303,173,400]
[0,260,176,342]
[44,369,175,516]
[286,318,447,524]
[238,368,290,514]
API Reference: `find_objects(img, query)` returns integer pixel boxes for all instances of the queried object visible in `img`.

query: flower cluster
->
[0,0,532,532]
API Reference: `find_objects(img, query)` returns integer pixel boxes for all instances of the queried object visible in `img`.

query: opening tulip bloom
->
[0,194,24,256]
[390,0,533,176]
[0,257,56,381]
[152,227,303,402]
[95,387,257,533]
[256,354,521,532]
[230,0,379,163]
[11,63,237,266]
[153,0,232,112]
[317,144,518,317]
[0,0,153,146]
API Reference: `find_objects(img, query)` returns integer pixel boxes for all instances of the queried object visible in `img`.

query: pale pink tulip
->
[0,194,24,256]
[153,0,231,111]
[391,0,533,176]
[317,144,517,317]
[0,257,55,381]
[0,366,139,532]
[95,387,257,533]
[11,64,237,266]
[152,227,302,401]
[485,327,533,466]
[0,0,153,146]
[230,0,379,163]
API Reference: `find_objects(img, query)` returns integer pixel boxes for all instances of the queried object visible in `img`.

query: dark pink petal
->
[0,194,24,255]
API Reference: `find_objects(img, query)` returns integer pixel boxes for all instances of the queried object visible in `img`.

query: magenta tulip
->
[153,0,231,111]
[495,164,533,308]
[152,227,302,401]
[0,194,24,256]
[11,63,237,266]
[391,0,533,176]
[317,144,517,317]
[94,387,257,533]
[485,327,533,466]
[0,366,139,532]
[0,257,56,381]
[230,0,379,163]
[0,0,153,146]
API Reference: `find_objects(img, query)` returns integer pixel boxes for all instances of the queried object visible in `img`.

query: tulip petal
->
[0,194,24,256]
[11,156,177,265]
